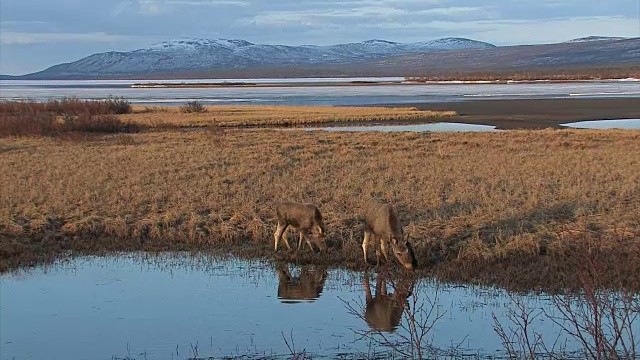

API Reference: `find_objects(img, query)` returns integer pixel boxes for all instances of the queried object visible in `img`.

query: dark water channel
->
[1,253,638,359]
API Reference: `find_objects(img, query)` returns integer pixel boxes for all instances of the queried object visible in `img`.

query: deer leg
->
[374,236,385,266]
[305,234,316,252]
[362,230,371,264]
[274,223,284,252]
[380,236,389,262]
[274,223,289,252]
[283,226,292,250]
[299,230,315,252]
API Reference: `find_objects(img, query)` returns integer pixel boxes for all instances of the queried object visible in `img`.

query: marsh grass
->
[123,105,456,128]
[1,129,639,290]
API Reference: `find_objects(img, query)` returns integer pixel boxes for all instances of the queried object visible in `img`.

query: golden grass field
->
[1,124,639,289]
[124,105,456,128]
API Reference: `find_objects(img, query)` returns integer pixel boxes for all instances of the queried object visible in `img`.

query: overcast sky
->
[1,0,639,75]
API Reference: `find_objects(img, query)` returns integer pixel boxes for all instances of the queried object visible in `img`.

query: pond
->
[306,122,498,132]
[1,253,638,359]
[561,119,640,129]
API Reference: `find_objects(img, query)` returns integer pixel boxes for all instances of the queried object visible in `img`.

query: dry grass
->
[123,105,456,128]
[1,128,639,289]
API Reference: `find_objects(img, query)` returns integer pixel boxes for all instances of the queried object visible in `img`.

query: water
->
[562,118,640,129]
[1,78,639,106]
[307,122,498,132]
[4,254,636,360]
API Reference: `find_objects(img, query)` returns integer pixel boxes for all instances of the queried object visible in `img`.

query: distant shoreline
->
[130,78,639,88]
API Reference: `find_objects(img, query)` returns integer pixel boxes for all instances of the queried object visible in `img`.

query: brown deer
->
[363,272,414,333]
[274,201,327,252]
[362,199,417,271]
[276,263,328,303]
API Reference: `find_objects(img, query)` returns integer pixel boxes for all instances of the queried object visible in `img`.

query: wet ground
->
[2,253,637,360]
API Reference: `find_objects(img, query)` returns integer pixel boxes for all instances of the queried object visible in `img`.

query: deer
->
[361,198,417,271]
[363,272,414,333]
[276,263,328,303]
[274,201,327,252]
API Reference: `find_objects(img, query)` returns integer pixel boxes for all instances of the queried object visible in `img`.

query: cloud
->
[138,0,169,15]
[167,0,249,5]
[115,0,249,16]
[241,4,488,28]
[0,32,141,45]
[356,15,639,44]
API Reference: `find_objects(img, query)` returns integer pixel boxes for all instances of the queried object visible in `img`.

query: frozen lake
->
[1,78,638,106]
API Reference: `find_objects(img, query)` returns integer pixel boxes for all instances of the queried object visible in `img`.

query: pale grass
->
[123,105,456,128]
[1,128,639,286]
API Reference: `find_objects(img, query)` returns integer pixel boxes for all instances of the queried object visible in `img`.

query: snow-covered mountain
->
[19,37,495,78]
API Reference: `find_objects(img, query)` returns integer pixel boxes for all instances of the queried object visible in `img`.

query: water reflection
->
[1,253,638,359]
[275,263,327,303]
[363,272,414,333]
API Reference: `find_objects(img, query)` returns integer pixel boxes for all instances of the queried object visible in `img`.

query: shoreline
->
[374,98,640,130]
[129,78,639,88]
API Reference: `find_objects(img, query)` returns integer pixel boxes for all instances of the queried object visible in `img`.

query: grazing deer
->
[274,201,327,252]
[362,199,417,271]
[276,263,328,303]
[363,272,414,333]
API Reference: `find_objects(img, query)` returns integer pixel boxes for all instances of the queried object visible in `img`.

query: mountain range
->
[2,36,638,80]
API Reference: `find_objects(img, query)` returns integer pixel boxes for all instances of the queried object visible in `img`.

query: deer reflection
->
[363,272,415,333]
[276,263,328,304]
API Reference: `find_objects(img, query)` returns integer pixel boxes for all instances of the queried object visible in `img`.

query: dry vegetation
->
[123,104,455,128]
[0,98,137,136]
[0,100,456,135]
[1,127,639,291]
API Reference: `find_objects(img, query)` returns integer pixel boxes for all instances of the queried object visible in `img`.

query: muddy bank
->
[3,233,639,293]
[379,98,640,130]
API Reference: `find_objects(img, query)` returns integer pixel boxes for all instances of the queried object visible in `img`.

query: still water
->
[1,78,638,106]
[307,123,498,132]
[562,118,640,129]
[4,253,632,359]
[307,120,640,132]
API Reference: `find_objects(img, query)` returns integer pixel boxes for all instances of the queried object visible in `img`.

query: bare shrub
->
[105,96,132,114]
[0,98,131,117]
[180,101,207,113]
[0,112,139,137]
[0,112,58,136]
[62,113,139,133]
[493,249,640,359]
